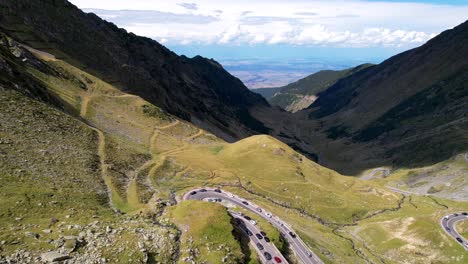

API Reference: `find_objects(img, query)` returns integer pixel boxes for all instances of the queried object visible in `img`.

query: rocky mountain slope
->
[0,0,272,142]
[286,20,468,175]
[254,64,372,112]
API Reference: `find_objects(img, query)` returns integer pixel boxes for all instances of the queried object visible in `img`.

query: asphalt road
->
[231,212,288,263]
[183,188,323,264]
[441,213,468,250]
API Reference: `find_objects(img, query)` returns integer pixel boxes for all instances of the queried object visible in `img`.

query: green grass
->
[3,43,467,264]
[455,221,468,239]
[348,195,468,263]
[0,89,173,261]
[168,201,244,263]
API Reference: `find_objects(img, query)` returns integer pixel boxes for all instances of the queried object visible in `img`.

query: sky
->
[68,0,468,86]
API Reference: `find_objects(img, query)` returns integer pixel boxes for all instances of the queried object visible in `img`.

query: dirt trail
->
[80,95,91,118]
[79,92,115,208]
[148,156,167,183]
[149,130,160,151]
[112,94,138,98]
[185,129,203,141]
[156,120,180,130]
[87,126,114,208]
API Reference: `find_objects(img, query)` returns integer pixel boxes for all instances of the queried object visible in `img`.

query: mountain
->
[1,1,468,263]
[292,19,468,175]
[1,29,450,264]
[0,0,272,142]
[251,87,281,100]
[259,64,372,112]
[1,0,466,179]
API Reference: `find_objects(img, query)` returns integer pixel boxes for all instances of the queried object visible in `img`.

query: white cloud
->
[69,0,468,47]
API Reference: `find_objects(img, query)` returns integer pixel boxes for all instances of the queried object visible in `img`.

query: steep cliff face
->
[0,0,271,142]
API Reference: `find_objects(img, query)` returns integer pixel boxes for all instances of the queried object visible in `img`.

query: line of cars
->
[235,216,283,263]
[187,188,318,263]
[442,212,468,248]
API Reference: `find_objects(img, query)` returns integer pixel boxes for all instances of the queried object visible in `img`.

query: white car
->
[228,194,235,198]
[250,220,257,225]
[443,216,449,220]
[265,212,272,218]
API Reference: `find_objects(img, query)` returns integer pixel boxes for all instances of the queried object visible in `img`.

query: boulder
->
[24,232,39,239]
[40,251,70,262]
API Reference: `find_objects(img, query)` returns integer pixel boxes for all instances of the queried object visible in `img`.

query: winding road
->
[231,211,287,263]
[441,213,468,250]
[183,188,323,264]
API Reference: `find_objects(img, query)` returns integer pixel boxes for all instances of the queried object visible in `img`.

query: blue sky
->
[367,0,467,4]
[69,0,468,62]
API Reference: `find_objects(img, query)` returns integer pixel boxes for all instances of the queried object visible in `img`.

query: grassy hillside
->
[0,0,271,143]
[168,201,244,263]
[1,31,467,264]
[0,89,176,263]
[266,64,372,112]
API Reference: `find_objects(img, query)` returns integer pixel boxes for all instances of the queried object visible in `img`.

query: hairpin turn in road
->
[183,188,324,264]
[441,212,468,250]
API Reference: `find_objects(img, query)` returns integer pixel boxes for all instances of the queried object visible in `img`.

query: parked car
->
[274,256,282,263]
[264,252,272,260]
[256,207,262,213]
[190,191,197,195]
[289,231,296,238]
[242,201,249,206]
[264,236,270,242]
[243,215,252,221]
[255,233,263,239]
[456,237,463,243]
[245,229,253,236]
[214,189,221,193]
[260,231,266,236]
[200,189,207,192]
[265,212,272,218]
[249,220,257,225]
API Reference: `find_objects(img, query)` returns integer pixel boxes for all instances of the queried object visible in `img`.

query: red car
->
[274,256,282,263]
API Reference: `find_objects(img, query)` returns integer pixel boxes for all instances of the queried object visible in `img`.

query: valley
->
[0,0,467,263]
